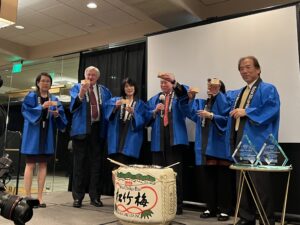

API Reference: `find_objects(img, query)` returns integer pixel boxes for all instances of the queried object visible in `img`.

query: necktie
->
[163,94,170,127]
[235,86,250,131]
[89,86,99,120]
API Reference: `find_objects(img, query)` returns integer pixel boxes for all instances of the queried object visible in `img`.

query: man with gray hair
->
[70,66,112,208]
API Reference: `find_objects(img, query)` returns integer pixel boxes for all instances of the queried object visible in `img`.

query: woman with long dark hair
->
[21,72,67,207]
[105,77,148,165]
[186,78,235,221]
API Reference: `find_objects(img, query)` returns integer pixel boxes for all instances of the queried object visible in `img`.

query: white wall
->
[147,6,300,143]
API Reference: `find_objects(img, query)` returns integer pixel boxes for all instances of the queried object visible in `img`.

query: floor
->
[4,174,70,195]
[0,191,235,225]
[0,175,295,225]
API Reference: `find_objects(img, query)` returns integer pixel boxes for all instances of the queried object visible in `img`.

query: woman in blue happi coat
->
[21,72,67,207]
[183,78,234,221]
[105,78,148,165]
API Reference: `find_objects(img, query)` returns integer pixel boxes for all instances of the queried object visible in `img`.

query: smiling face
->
[85,68,100,85]
[239,58,261,84]
[160,79,173,94]
[124,83,135,97]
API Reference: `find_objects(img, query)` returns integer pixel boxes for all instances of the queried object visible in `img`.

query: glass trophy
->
[255,134,288,166]
[232,134,257,166]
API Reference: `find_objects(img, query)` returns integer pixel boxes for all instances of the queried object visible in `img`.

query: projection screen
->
[147,5,300,143]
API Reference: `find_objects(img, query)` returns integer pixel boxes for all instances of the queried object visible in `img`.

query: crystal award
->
[256,134,288,166]
[232,134,257,165]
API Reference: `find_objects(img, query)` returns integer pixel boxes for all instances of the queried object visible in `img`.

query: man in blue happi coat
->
[147,72,189,215]
[227,56,280,225]
[70,66,112,208]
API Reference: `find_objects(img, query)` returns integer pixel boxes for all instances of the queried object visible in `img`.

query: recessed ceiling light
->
[87,2,97,9]
[15,25,24,29]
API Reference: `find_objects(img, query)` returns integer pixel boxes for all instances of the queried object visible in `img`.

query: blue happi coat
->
[21,91,67,155]
[226,81,280,153]
[105,97,148,158]
[69,83,112,138]
[147,92,189,152]
[187,92,231,165]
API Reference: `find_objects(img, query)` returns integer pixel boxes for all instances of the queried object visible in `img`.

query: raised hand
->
[158,72,175,83]
[79,82,90,99]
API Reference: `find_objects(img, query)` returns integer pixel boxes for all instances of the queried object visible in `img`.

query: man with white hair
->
[70,66,112,208]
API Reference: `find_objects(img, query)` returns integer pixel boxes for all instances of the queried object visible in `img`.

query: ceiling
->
[0,0,298,92]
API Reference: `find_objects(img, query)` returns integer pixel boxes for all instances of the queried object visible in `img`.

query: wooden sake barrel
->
[113,165,177,225]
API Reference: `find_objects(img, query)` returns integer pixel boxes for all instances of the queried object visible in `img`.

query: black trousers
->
[239,171,275,225]
[72,122,104,201]
[232,130,275,224]
[202,165,236,214]
[152,125,185,209]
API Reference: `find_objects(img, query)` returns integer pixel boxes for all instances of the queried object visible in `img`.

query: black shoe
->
[90,199,103,207]
[217,213,229,221]
[236,218,256,225]
[200,210,216,218]
[73,199,82,208]
[38,203,47,208]
[176,207,183,215]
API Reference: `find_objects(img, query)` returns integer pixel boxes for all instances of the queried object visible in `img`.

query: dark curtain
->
[76,42,147,196]
[78,42,147,100]
[0,104,23,157]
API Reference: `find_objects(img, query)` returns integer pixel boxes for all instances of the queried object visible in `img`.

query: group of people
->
[20,55,280,225]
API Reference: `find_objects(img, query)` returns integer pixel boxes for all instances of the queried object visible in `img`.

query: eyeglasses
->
[39,80,51,83]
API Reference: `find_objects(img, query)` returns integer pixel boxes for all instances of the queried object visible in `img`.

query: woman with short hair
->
[21,72,67,207]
